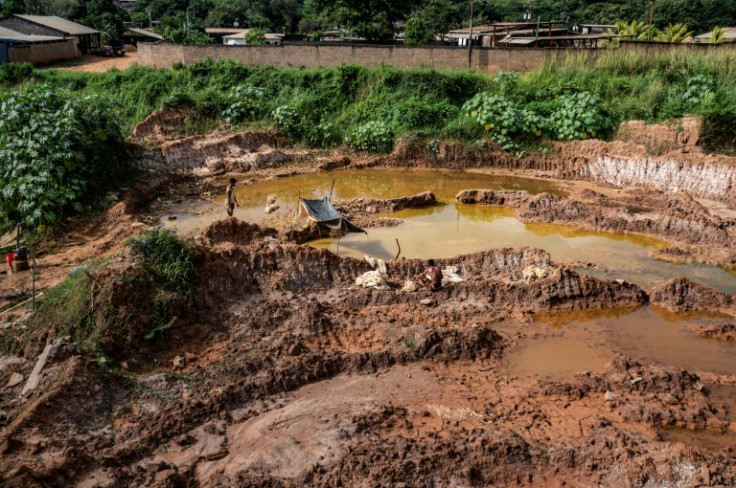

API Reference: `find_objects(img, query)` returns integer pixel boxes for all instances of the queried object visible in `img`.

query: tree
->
[244,27,266,44]
[403,16,431,45]
[655,23,693,42]
[416,0,461,40]
[0,0,23,17]
[710,26,727,44]
[329,0,420,43]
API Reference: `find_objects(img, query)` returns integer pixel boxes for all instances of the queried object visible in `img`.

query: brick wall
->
[9,39,78,64]
[138,42,736,73]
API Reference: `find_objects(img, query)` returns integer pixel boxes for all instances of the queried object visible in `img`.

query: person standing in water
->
[226,177,239,217]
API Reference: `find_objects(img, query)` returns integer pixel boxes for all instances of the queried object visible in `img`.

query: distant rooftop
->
[124,27,163,40]
[694,27,736,40]
[0,25,66,42]
[13,14,99,35]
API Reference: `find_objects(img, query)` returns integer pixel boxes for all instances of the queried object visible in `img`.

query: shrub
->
[304,120,342,148]
[346,120,394,152]
[245,28,266,45]
[0,62,33,85]
[391,97,458,132]
[462,92,543,150]
[271,105,302,137]
[404,17,432,46]
[221,84,266,124]
[548,92,611,141]
[0,85,127,226]
[128,228,194,296]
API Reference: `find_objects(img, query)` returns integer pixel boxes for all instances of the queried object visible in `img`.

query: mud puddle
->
[659,384,736,453]
[159,169,564,233]
[504,307,736,379]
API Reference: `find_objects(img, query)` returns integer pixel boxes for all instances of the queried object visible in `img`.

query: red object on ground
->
[5,252,14,268]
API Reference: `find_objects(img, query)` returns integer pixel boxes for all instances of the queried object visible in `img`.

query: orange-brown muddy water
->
[161,169,736,294]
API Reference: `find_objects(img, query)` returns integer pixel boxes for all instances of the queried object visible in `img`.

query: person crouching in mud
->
[226,177,239,217]
[422,259,443,291]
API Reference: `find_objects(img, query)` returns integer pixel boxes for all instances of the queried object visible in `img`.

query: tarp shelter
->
[298,198,366,234]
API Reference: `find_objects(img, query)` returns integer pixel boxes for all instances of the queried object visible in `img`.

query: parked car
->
[111,40,125,57]
[101,45,115,57]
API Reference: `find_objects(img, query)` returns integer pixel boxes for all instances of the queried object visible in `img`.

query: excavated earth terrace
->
[1,114,736,487]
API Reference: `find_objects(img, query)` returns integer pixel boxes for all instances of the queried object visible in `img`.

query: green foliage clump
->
[548,92,611,141]
[271,104,302,137]
[0,84,127,227]
[128,228,194,296]
[403,17,432,46]
[245,28,266,45]
[0,62,33,86]
[221,84,266,124]
[462,93,543,150]
[346,120,394,152]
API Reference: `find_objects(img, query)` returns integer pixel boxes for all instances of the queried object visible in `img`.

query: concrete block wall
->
[138,41,736,73]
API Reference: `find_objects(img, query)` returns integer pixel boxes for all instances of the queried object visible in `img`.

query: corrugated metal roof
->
[0,25,66,42]
[13,15,99,35]
[124,27,163,39]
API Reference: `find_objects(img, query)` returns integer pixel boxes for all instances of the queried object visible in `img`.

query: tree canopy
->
[3,0,736,41]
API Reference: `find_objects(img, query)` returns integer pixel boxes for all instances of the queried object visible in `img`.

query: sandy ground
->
[53,52,138,73]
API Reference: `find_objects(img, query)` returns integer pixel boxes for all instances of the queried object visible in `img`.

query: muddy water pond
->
[503,306,736,378]
[163,169,736,294]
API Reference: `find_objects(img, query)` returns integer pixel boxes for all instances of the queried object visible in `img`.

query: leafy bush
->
[346,120,394,152]
[404,17,432,46]
[548,92,611,141]
[391,97,458,132]
[0,62,33,85]
[271,105,302,137]
[221,84,266,124]
[681,74,715,109]
[304,120,342,148]
[462,92,543,150]
[0,85,127,226]
[128,228,194,296]
[245,28,266,45]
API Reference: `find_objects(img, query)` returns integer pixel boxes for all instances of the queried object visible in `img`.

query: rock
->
[6,373,23,388]
[604,391,619,402]
[419,298,435,306]
[168,215,178,221]
[172,356,185,370]
[630,377,643,385]
[265,203,280,214]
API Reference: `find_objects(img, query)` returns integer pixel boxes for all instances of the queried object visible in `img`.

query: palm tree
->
[710,25,727,44]
[655,23,694,43]
[615,20,650,42]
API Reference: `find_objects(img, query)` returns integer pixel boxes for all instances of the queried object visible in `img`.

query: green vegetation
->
[15,229,194,359]
[3,50,736,157]
[0,84,128,230]
[403,17,432,46]
[244,28,267,45]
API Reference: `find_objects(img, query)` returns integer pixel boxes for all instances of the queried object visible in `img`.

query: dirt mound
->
[199,218,277,246]
[158,131,282,174]
[337,191,436,215]
[129,105,201,144]
[456,189,531,207]
[617,117,702,155]
[688,319,736,342]
[649,277,735,314]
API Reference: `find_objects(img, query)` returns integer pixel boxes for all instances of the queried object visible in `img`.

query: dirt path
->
[53,52,138,72]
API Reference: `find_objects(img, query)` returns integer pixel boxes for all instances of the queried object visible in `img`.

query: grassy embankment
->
[1,49,736,230]
[2,49,736,154]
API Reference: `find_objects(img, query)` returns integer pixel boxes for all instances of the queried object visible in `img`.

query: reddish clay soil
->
[1,116,736,487]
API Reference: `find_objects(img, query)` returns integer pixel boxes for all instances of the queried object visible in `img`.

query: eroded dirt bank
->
[1,115,736,487]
